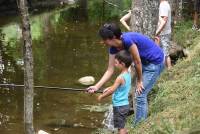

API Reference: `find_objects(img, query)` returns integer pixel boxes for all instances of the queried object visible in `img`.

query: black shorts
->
[194,0,200,13]
[113,105,129,129]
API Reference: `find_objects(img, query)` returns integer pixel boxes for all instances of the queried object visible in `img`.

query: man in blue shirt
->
[88,23,164,125]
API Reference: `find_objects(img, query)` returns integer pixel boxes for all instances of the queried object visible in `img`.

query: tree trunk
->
[130,0,159,115]
[178,0,182,20]
[77,0,88,21]
[168,0,182,26]
[130,0,159,37]
[17,0,34,134]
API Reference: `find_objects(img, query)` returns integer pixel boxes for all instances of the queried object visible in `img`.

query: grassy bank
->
[127,21,200,134]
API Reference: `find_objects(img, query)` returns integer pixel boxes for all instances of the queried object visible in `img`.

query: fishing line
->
[0,83,103,93]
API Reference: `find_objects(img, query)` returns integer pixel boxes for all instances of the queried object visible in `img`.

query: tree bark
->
[17,0,34,134]
[130,0,159,37]
[168,0,182,25]
[77,0,88,21]
[130,0,159,115]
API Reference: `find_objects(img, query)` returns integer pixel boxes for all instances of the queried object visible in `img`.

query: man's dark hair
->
[99,23,122,40]
[115,50,132,68]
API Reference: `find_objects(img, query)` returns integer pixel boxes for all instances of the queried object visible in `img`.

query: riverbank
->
[127,20,200,133]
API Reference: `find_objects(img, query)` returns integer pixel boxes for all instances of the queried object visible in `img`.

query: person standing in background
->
[156,0,172,70]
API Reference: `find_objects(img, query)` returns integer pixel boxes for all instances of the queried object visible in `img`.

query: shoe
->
[192,25,199,31]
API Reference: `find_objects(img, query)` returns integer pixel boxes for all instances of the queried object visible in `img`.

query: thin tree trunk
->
[17,0,34,134]
[130,0,159,37]
[178,0,183,20]
[77,0,88,21]
[168,0,182,25]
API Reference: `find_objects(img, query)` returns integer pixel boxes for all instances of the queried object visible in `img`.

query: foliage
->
[88,0,131,23]
[173,20,200,48]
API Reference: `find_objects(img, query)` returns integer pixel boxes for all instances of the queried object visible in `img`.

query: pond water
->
[0,0,131,133]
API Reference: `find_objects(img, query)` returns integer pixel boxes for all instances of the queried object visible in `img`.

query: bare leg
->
[165,56,172,70]
[119,128,128,134]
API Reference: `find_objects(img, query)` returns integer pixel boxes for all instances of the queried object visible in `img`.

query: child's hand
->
[97,95,102,102]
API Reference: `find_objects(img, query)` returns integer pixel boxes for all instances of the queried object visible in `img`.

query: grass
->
[126,21,200,134]
[173,20,199,48]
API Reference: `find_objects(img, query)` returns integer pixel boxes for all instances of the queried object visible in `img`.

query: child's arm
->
[97,76,123,101]
[156,16,168,36]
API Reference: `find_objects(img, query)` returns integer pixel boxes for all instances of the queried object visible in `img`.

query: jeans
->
[134,62,164,125]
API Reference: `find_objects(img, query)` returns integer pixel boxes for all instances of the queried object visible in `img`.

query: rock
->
[78,76,95,86]
[183,49,189,57]
[38,130,49,134]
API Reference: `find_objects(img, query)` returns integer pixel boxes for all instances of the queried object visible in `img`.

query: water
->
[102,105,114,131]
[0,8,109,134]
[0,0,131,133]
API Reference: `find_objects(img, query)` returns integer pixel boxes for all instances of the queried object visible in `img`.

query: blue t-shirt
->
[112,72,131,107]
[109,32,164,65]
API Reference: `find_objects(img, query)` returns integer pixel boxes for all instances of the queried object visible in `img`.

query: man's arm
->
[129,44,144,94]
[87,54,115,93]
[97,76,123,101]
[156,16,168,36]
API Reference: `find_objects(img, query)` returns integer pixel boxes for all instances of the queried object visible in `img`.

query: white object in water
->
[38,130,49,134]
[102,105,115,131]
[78,76,95,86]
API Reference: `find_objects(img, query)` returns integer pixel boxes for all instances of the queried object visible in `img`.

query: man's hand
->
[86,86,98,93]
[136,81,144,95]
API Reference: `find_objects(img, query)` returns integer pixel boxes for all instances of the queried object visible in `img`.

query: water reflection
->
[0,6,108,134]
[0,0,131,133]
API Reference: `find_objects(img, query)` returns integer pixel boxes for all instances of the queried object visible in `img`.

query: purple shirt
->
[109,32,164,64]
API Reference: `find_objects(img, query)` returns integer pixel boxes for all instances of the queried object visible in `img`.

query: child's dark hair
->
[99,23,122,40]
[115,50,132,68]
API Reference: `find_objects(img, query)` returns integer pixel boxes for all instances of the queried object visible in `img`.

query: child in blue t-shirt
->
[97,50,132,134]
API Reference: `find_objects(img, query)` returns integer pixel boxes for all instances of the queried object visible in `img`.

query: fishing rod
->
[0,83,103,93]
